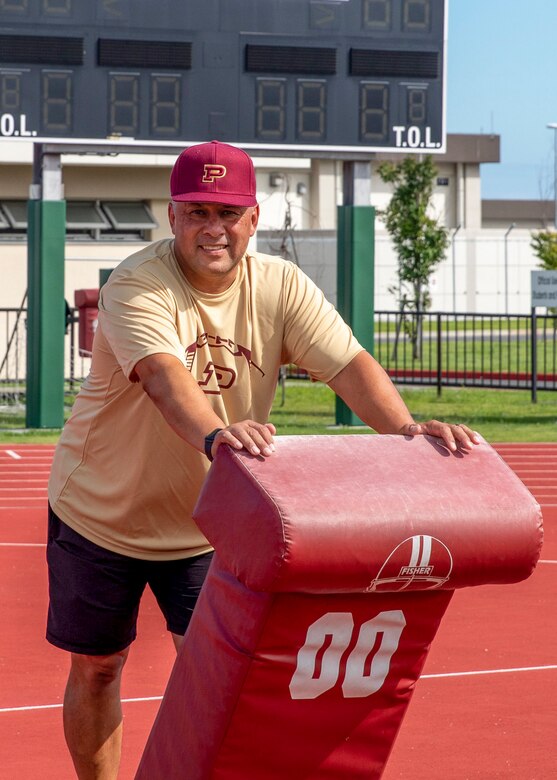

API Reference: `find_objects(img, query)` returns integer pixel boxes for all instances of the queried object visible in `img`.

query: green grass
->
[372,315,557,376]
[399,385,557,442]
[270,382,557,443]
[1,382,556,443]
[374,334,557,376]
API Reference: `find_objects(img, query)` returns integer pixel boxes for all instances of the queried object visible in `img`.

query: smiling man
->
[167,142,260,293]
[46,140,478,779]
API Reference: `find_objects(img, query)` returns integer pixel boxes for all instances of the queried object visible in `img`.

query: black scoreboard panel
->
[0,0,446,153]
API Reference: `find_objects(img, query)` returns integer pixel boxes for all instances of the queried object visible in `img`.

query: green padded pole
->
[99,268,113,288]
[26,198,66,428]
[335,204,375,426]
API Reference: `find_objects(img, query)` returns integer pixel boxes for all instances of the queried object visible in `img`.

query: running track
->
[0,443,555,779]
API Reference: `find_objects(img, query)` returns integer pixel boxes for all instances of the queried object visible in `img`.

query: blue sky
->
[447,0,557,200]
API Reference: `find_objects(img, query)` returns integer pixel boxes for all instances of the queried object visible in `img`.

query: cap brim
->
[171,192,257,207]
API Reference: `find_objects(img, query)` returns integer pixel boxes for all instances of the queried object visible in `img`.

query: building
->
[0,132,550,320]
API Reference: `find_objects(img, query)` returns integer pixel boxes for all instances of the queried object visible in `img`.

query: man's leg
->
[171,632,184,652]
[46,507,145,779]
[63,648,130,780]
[150,551,214,656]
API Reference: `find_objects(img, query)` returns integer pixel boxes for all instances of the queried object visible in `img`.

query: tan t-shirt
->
[48,239,363,560]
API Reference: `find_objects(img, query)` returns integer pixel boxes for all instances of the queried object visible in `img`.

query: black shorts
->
[46,505,213,656]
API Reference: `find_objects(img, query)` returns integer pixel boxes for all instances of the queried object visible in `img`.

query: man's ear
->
[168,201,176,234]
[250,205,260,236]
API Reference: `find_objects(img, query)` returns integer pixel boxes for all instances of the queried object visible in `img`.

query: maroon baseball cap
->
[170,140,257,207]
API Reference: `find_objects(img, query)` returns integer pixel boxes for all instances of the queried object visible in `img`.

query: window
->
[0,206,10,229]
[101,201,157,231]
[2,199,28,229]
[66,201,110,230]
[0,199,158,241]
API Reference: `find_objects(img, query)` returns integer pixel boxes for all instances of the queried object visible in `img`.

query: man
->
[47,140,478,779]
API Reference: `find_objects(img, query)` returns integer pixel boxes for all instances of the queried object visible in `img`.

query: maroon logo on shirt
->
[185,333,264,394]
[198,363,236,395]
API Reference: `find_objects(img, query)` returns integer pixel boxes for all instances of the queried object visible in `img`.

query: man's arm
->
[133,353,275,460]
[328,351,479,452]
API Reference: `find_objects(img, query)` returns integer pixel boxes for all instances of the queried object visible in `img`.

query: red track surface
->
[0,442,555,779]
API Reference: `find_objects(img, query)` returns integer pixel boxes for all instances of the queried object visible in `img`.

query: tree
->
[531,230,557,271]
[377,155,449,358]
[531,230,557,314]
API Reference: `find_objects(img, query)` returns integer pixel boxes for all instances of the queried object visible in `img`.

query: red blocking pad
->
[136,435,542,779]
[136,558,453,779]
[193,435,543,593]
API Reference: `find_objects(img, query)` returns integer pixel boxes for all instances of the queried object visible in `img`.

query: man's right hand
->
[134,353,276,461]
[209,421,276,460]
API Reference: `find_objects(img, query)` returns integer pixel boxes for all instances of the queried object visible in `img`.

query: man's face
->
[168,201,259,293]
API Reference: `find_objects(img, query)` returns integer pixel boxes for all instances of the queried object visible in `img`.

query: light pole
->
[504,223,515,314]
[546,123,557,229]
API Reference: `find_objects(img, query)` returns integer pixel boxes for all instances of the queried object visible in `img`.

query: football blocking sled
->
[136,435,543,779]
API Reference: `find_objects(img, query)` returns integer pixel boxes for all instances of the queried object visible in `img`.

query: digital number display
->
[0,0,446,153]
[297,81,326,141]
[360,83,389,144]
[363,0,431,31]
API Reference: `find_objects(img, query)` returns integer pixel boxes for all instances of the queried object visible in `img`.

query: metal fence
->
[1,308,556,407]
[0,306,27,404]
[374,310,557,400]
[287,310,557,401]
[0,306,88,405]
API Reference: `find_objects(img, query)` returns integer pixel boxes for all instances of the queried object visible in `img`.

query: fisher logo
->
[202,164,227,183]
[365,534,453,593]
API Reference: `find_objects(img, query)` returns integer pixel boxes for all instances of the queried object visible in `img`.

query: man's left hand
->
[399,420,480,452]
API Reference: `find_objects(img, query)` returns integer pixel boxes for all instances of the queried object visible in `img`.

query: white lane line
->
[0,500,49,505]
[510,467,557,471]
[0,488,49,492]
[5,451,22,460]
[0,506,48,512]
[0,506,47,510]
[515,472,557,476]
[539,559,557,564]
[0,695,163,714]
[0,449,55,453]
[0,466,52,470]
[0,463,51,466]
[0,498,48,502]
[0,473,51,477]
[0,501,48,505]
[4,665,557,713]
[0,467,51,471]
[422,664,557,680]
[0,461,53,464]
[0,479,49,483]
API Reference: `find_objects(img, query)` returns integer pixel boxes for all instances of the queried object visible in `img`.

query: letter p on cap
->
[202,164,227,183]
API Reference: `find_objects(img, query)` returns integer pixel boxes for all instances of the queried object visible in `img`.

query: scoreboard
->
[0,0,447,153]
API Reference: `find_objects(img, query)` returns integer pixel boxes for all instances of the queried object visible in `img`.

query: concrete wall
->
[257,229,337,305]
[0,145,545,319]
[0,241,139,310]
[258,225,541,316]
[0,226,543,318]
[375,227,538,314]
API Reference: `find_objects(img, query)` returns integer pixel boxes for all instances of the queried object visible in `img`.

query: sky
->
[447,0,557,201]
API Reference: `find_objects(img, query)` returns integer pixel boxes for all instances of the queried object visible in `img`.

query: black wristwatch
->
[204,428,223,462]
